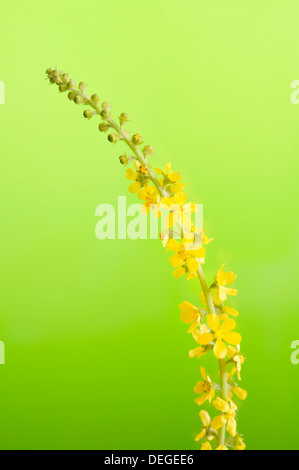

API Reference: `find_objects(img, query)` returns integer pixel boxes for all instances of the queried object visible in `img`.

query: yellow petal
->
[216,446,228,450]
[220,318,236,334]
[213,397,230,413]
[169,253,184,268]
[195,428,206,441]
[195,393,209,406]
[214,338,227,359]
[190,247,206,258]
[195,333,214,345]
[222,332,242,346]
[223,306,239,317]
[125,168,138,181]
[164,212,179,228]
[227,417,237,437]
[201,442,212,450]
[179,301,198,314]
[167,239,182,253]
[199,410,210,427]
[193,381,206,394]
[207,313,220,333]
[200,366,207,381]
[233,387,247,400]
[211,415,226,430]
[187,257,199,273]
[173,267,186,279]
[189,346,206,359]
[129,181,141,193]
[225,287,238,297]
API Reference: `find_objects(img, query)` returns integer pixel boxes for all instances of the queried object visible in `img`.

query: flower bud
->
[59,85,68,92]
[132,134,143,145]
[119,155,129,165]
[67,80,76,90]
[62,73,70,83]
[119,113,130,126]
[99,122,110,132]
[83,109,95,119]
[101,109,111,120]
[102,102,111,110]
[74,95,84,104]
[79,82,88,92]
[91,94,100,106]
[68,91,76,101]
[143,145,154,157]
[108,133,119,144]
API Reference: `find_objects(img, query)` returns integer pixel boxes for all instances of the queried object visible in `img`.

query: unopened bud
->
[67,80,76,90]
[132,134,143,145]
[91,94,100,106]
[59,85,68,92]
[102,102,111,110]
[68,92,76,101]
[79,82,88,92]
[74,95,84,104]
[83,109,94,119]
[143,145,154,157]
[119,155,129,165]
[119,113,130,126]
[108,133,119,144]
[62,73,70,82]
[101,109,110,120]
[99,122,110,132]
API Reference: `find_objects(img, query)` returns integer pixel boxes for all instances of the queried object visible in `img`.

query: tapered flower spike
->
[46,67,247,450]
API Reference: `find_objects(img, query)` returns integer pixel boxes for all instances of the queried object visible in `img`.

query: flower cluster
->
[46,68,247,450]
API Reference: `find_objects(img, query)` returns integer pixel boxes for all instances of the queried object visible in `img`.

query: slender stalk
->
[218,358,228,447]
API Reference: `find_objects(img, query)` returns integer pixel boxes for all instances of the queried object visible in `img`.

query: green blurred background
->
[0,0,298,450]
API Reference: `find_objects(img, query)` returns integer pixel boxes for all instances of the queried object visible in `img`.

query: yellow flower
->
[201,442,212,450]
[195,314,242,359]
[194,367,215,405]
[156,162,181,183]
[227,345,246,381]
[216,446,228,450]
[179,301,200,332]
[189,345,208,359]
[162,192,198,231]
[234,435,246,450]
[222,306,239,318]
[212,398,238,437]
[138,186,161,215]
[195,410,212,441]
[213,264,238,306]
[231,386,248,401]
[125,161,148,193]
[167,239,206,279]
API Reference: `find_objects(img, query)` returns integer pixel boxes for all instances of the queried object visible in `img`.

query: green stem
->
[218,358,228,447]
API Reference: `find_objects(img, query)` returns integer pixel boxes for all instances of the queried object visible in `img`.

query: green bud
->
[74,95,84,104]
[59,85,68,92]
[49,78,56,84]
[102,102,111,110]
[62,73,70,82]
[119,155,129,165]
[67,80,76,90]
[108,133,118,144]
[68,91,76,101]
[83,109,94,119]
[143,145,155,157]
[101,109,110,120]
[79,82,88,92]
[119,113,130,126]
[91,94,100,106]
[99,122,110,132]
[132,134,143,145]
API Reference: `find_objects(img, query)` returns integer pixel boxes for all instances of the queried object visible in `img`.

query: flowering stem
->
[218,359,228,447]
[197,264,228,448]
